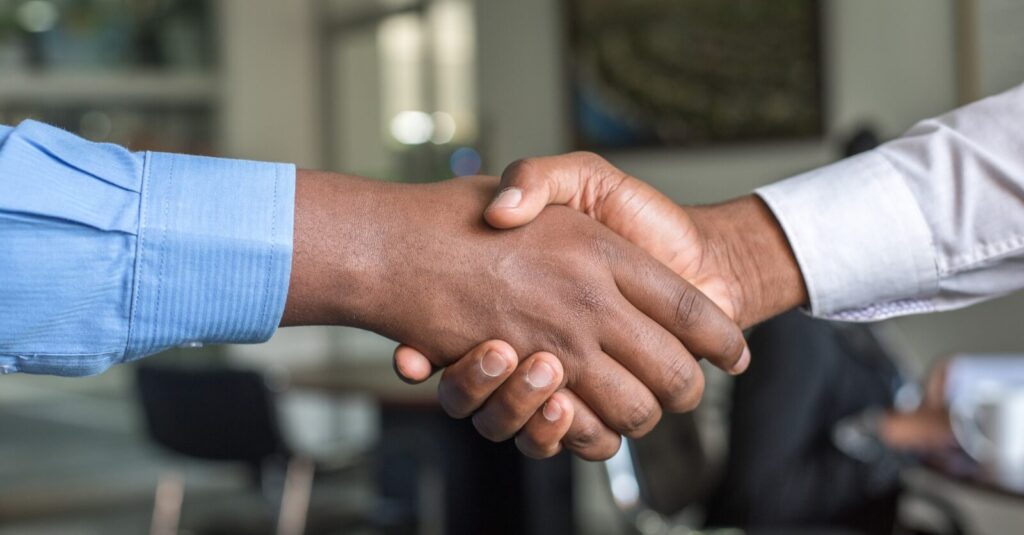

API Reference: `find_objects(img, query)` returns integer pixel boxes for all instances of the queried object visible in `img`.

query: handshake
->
[283,152,808,461]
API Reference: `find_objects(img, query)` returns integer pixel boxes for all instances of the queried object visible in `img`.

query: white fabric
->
[756,83,1024,321]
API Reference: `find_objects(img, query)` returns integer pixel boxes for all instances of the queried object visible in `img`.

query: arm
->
[0,121,747,461]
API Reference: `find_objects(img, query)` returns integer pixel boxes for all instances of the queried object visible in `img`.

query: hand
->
[282,170,748,460]
[394,153,807,457]
[879,409,955,452]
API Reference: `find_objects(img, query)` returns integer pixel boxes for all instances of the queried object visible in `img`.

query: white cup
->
[951,383,1024,491]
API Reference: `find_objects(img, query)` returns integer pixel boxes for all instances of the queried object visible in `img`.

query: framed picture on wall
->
[565,0,824,150]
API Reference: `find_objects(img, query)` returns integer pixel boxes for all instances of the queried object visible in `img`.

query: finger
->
[559,389,622,461]
[600,295,707,413]
[514,391,574,459]
[486,152,621,229]
[568,350,662,438]
[472,352,565,442]
[610,246,750,377]
[393,344,439,384]
[436,340,518,418]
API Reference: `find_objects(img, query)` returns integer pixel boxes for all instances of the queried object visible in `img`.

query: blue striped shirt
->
[0,120,295,376]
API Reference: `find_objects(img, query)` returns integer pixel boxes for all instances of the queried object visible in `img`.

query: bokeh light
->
[449,146,481,176]
[16,0,60,33]
[390,110,434,145]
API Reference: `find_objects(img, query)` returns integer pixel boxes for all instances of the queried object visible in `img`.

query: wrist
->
[281,170,392,328]
[690,195,808,328]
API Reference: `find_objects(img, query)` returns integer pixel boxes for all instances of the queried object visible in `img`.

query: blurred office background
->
[2,0,1024,534]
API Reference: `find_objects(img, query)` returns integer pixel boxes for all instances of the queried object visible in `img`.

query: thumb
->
[393,344,438,384]
[484,156,583,229]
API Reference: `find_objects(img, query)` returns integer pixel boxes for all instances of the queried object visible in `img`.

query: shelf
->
[0,71,219,106]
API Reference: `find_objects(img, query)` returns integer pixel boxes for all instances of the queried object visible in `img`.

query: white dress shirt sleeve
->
[755,82,1024,321]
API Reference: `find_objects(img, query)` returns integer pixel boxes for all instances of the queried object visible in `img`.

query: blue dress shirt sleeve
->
[0,120,295,376]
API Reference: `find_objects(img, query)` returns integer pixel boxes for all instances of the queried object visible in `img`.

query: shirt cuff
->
[125,152,295,360]
[755,151,938,321]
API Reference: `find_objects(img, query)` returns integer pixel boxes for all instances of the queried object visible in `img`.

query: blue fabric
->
[0,120,295,376]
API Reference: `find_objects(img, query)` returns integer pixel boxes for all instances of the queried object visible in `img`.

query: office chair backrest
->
[604,411,711,529]
[630,412,710,516]
[136,366,289,464]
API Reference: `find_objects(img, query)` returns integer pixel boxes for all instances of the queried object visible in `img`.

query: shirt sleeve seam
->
[150,154,174,347]
[938,234,1024,274]
[258,164,280,330]
[1,349,124,358]
[123,151,152,359]
[823,298,938,321]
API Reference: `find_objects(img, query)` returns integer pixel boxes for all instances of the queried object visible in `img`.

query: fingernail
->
[492,187,522,209]
[730,347,751,375]
[542,400,562,422]
[481,350,509,377]
[527,360,555,388]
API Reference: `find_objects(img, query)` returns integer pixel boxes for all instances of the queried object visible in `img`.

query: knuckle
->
[570,151,607,169]
[617,398,662,439]
[564,420,604,451]
[514,434,540,458]
[515,434,557,460]
[672,286,706,330]
[546,332,580,364]
[502,158,537,183]
[471,412,510,443]
[680,372,706,411]
[660,357,705,412]
[575,435,621,462]
[674,370,705,413]
[439,394,472,420]
[584,233,622,267]
[571,151,626,191]
[437,375,473,419]
[719,328,747,366]
[570,280,608,315]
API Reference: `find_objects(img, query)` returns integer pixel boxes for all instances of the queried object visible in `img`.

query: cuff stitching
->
[150,155,175,348]
[825,298,937,321]
[940,234,1024,274]
[258,164,280,332]
[124,152,153,358]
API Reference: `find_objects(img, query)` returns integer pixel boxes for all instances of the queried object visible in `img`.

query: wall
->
[219,0,320,168]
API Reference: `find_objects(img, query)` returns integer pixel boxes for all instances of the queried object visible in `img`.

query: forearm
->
[689,195,808,328]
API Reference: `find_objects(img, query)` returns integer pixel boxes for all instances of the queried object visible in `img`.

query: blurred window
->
[321,0,479,181]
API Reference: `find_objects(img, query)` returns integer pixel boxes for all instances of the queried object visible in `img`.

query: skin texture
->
[394,152,809,458]
[282,169,748,460]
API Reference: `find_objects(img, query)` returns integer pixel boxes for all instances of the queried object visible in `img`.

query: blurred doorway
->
[318,0,480,183]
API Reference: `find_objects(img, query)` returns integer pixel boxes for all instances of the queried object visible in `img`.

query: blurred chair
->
[136,366,367,535]
[137,366,290,484]
[603,415,863,535]
[705,312,907,533]
[603,412,714,533]
[604,312,966,535]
